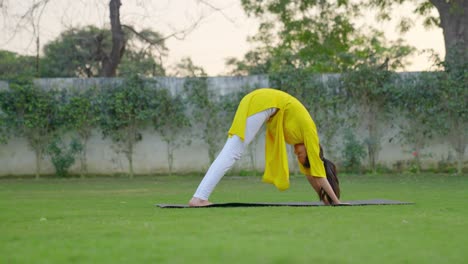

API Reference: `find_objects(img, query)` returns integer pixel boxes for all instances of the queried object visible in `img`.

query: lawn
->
[0,173,467,264]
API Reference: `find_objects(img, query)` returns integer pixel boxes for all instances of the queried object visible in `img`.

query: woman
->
[189,88,344,206]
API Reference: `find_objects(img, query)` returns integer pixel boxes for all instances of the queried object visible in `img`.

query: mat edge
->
[156,199,414,208]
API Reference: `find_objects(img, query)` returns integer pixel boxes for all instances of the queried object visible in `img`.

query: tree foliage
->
[0,106,8,144]
[341,128,367,173]
[98,75,158,178]
[366,0,467,65]
[41,26,166,78]
[46,137,83,177]
[238,0,466,72]
[174,57,207,77]
[389,62,468,173]
[225,22,277,75]
[436,51,468,174]
[153,89,191,175]
[0,50,36,79]
[1,0,213,77]
[176,57,223,163]
[340,61,397,173]
[0,78,61,178]
[398,49,467,174]
[183,85,243,164]
[238,0,364,73]
[61,87,101,177]
[183,77,223,163]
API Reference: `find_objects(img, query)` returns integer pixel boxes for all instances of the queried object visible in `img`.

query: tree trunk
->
[80,138,88,178]
[431,0,468,63]
[102,0,126,77]
[206,125,218,163]
[128,150,134,179]
[166,140,173,176]
[35,149,41,180]
[413,145,422,174]
[367,107,379,173]
[448,125,466,175]
[126,142,134,179]
[126,125,135,179]
[455,150,464,175]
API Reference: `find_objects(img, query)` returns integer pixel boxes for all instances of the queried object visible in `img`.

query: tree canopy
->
[0,50,36,79]
[367,0,467,64]
[234,0,466,73]
[40,26,167,77]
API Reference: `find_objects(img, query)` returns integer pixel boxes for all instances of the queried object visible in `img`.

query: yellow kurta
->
[228,88,326,191]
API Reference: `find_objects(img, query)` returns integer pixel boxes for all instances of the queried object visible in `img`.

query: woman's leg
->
[190,108,276,205]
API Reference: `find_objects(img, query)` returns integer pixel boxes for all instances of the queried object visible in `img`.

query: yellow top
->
[228,88,326,191]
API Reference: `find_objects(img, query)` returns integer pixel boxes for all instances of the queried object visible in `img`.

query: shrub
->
[341,129,366,173]
[47,137,83,177]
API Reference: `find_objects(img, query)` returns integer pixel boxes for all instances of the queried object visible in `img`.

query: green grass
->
[1,174,467,264]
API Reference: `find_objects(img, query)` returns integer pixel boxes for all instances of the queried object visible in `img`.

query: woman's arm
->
[306,175,321,195]
[306,175,342,205]
[306,175,331,205]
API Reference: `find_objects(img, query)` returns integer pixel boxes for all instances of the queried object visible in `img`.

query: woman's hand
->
[322,196,350,206]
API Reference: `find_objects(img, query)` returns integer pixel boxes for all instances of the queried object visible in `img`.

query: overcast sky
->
[0,0,444,76]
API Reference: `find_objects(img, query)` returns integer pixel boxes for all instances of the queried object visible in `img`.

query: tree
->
[173,57,207,77]
[225,22,276,75]
[184,77,223,163]
[392,73,435,173]
[367,0,467,66]
[153,89,191,175]
[40,26,167,77]
[0,50,36,79]
[1,0,218,77]
[240,0,467,71]
[178,57,226,163]
[239,0,363,73]
[225,50,272,76]
[341,128,367,173]
[61,87,100,177]
[0,78,60,179]
[98,75,157,178]
[0,108,8,144]
[392,49,468,173]
[439,48,468,174]
[105,0,124,77]
[46,137,82,177]
[341,67,394,173]
[404,50,467,174]
[339,41,405,173]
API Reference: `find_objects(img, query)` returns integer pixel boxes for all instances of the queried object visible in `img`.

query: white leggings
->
[193,108,277,200]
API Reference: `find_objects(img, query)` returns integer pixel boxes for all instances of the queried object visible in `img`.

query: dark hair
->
[302,145,341,203]
[318,147,341,204]
[303,156,311,168]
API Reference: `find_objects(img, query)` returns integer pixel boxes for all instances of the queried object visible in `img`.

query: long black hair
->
[318,146,340,204]
[302,145,341,203]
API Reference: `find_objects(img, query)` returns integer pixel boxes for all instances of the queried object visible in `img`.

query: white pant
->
[193,108,277,200]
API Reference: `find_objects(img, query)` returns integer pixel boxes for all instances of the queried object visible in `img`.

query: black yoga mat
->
[156,199,413,208]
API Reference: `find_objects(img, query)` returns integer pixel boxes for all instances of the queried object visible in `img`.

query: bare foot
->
[189,197,213,207]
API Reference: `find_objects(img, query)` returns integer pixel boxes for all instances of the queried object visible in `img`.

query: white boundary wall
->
[0,76,463,176]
